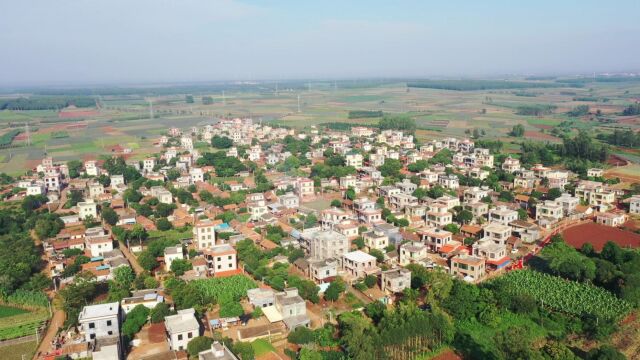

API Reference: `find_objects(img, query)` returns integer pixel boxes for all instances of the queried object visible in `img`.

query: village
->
[5,117,640,360]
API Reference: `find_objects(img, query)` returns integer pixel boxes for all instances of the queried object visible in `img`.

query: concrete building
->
[300,228,350,261]
[78,200,98,220]
[165,308,201,351]
[629,195,640,215]
[488,206,518,226]
[164,246,184,272]
[341,250,380,281]
[363,229,389,251]
[450,255,486,282]
[193,219,216,250]
[381,268,411,294]
[596,212,627,227]
[274,288,310,329]
[204,244,237,276]
[308,258,339,283]
[247,288,275,309]
[198,341,239,360]
[399,241,428,266]
[78,302,122,341]
[121,290,164,314]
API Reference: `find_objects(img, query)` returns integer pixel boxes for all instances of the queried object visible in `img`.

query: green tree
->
[170,259,192,276]
[187,336,214,357]
[156,217,173,231]
[325,277,346,302]
[122,304,150,338]
[101,206,119,226]
[150,302,172,323]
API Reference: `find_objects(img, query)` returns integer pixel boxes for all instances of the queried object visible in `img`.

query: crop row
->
[491,270,632,321]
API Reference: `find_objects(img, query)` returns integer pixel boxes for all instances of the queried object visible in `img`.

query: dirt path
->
[33,308,65,360]
[119,240,144,275]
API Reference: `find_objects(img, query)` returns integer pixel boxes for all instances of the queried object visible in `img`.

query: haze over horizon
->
[1,0,639,87]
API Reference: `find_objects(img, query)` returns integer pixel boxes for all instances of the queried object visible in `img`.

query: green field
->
[1,79,638,174]
[0,340,38,360]
[0,306,28,318]
[251,339,276,356]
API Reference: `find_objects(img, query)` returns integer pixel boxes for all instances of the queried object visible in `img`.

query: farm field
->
[1,79,639,175]
[0,305,28,318]
[0,339,38,360]
[562,222,640,251]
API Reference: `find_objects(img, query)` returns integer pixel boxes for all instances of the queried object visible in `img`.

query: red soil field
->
[532,124,553,130]
[524,131,560,142]
[58,110,99,119]
[606,154,629,166]
[562,222,640,251]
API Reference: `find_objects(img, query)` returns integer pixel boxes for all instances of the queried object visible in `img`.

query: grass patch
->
[0,339,38,360]
[148,227,193,242]
[251,339,276,356]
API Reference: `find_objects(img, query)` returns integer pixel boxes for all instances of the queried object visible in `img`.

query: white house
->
[78,302,122,341]
[165,308,201,351]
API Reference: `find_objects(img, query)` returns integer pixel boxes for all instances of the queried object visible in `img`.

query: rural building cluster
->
[3,117,639,360]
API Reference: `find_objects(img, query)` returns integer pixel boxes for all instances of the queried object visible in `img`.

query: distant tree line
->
[515,104,556,116]
[378,115,416,133]
[597,129,640,148]
[407,80,562,91]
[0,97,96,110]
[622,103,640,116]
[567,105,590,117]
[348,110,383,119]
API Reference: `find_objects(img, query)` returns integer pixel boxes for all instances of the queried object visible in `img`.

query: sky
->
[1,0,639,86]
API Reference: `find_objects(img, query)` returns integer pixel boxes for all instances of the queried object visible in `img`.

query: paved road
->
[33,308,65,360]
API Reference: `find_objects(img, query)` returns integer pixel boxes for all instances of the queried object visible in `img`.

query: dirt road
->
[33,308,65,360]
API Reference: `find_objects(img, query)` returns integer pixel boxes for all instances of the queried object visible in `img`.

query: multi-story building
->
[151,186,173,204]
[165,308,201,351]
[78,302,122,341]
[143,158,156,173]
[418,227,453,252]
[438,174,459,190]
[380,268,411,294]
[295,178,315,198]
[399,241,428,266]
[193,219,216,250]
[164,246,184,272]
[197,342,239,360]
[463,186,490,204]
[481,222,511,245]
[345,153,364,169]
[502,156,521,173]
[308,258,340,283]
[79,200,98,220]
[204,244,237,276]
[536,200,563,225]
[300,228,350,261]
[629,195,640,214]
[450,255,486,282]
[426,203,453,228]
[362,229,389,251]
[488,206,518,226]
[275,288,310,329]
[341,250,380,281]
[575,180,615,211]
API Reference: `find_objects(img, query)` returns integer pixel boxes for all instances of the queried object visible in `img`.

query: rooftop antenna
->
[297,94,301,113]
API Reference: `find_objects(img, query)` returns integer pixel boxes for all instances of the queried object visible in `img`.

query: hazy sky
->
[1,0,639,86]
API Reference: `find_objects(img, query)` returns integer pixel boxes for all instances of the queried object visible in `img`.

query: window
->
[188,332,193,339]
[108,331,113,335]
[89,323,95,329]
[229,263,233,268]
[106,320,112,326]
[228,255,232,260]
[90,334,96,340]
[178,334,183,340]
